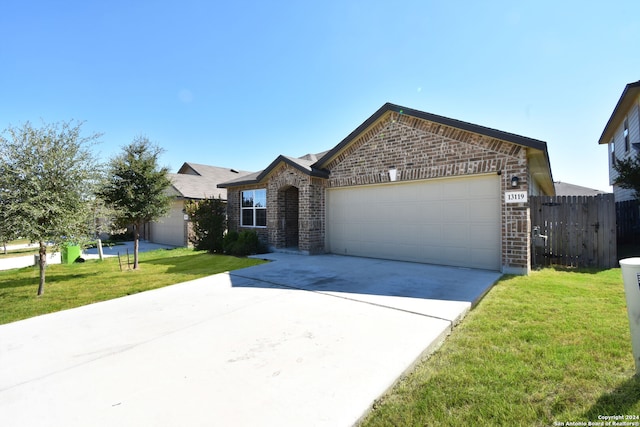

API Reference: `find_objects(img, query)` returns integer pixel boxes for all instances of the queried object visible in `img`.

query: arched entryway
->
[278,185,299,249]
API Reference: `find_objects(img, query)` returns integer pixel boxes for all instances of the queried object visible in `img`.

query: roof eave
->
[598,81,640,144]
[528,147,555,196]
[218,156,329,189]
[314,102,550,168]
[217,177,259,188]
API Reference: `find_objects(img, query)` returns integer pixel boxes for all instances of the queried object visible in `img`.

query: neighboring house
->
[149,163,252,247]
[598,80,640,202]
[220,103,554,274]
[554,181,609,196]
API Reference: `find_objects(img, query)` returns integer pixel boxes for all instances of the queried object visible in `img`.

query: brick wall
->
[325,111,531,273]
[226,110,533,273]
[226,185,269,244]
[227,164,326,254]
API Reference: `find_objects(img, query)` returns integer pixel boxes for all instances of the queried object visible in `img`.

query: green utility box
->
[61,245,81,264]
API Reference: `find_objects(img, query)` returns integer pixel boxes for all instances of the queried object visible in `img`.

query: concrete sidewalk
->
[0,241,176,271]
[0,254,500,426]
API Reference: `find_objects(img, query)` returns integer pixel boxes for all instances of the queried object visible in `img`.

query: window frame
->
[624,118,630,152]
[240,189,267,228]
[611,138,616,165]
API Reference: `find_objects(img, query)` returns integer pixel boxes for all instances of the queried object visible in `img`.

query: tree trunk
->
[37,241,46,296]
[133,223,140,269]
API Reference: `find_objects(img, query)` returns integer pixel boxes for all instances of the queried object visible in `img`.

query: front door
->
[282,186,299,248]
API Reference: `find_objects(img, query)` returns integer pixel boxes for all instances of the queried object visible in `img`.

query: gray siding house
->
[599,80,640,202]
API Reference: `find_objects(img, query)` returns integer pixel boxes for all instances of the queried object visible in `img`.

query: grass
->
[6,238,31,245]
[0,248,266,325]
[360,268,640,426]
[4,248,640,424]
[0,247,40,258]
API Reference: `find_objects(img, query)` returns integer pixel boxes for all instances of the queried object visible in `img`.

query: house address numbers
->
[505,191,528,204]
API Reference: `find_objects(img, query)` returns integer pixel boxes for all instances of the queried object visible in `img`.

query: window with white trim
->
[624,118,630,152]
[241,189,266,227]
[611,138,616,165]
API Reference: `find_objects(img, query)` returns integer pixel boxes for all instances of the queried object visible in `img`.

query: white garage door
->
[326,174,501,270]
[150,202,185,247]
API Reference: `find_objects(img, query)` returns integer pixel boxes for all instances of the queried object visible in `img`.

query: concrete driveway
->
[0,253,501,427]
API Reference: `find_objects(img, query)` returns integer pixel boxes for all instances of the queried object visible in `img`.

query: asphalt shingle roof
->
[218,103,553,190]
[553,181,609,196]
[170,163,253,200]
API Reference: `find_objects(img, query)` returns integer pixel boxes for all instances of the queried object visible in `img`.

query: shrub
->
[185,198,226,253]
[223,230,268,256]
[108,230,134,242]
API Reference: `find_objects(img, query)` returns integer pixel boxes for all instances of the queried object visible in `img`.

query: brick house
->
[219,103,554,274]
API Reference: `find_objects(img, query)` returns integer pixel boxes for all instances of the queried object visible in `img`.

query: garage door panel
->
[442,246,468,264]
[377,203,396,219]
[472,179,500,198]
[473,194,498,213]
[377,224,395,242]
[472,248,499,267]
[418,202,442,221]
[396,224,417,241]
[445,201,471,223]
[326,175,500,270]
[393,206,414,223]
[150,203,184,246]
[471,225,500,247]
[445,181,471,200]
[419,224,444,241]
[441,224,468,247]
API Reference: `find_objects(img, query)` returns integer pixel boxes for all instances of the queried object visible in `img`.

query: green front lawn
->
[0,248,266,325]
[3,249,639,424]
[361,268,640,426]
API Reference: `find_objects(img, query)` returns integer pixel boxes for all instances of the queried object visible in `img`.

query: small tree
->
[185,197,226,253]
[0,120,101,295]
[0,170,20,254]
[98,136,172,269]
[614,153,640,199]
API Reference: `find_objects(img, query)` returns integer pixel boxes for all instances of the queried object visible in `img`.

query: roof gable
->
[218,154,329,188]
[314,103,549,168]
[598,80,640,144]
[314,103,553,194]
[219,103,553,194]
[171,162,253,199]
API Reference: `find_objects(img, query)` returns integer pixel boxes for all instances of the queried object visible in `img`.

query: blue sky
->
[2,1,639,191]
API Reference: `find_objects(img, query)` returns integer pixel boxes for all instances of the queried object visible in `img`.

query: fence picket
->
[530,194,616,268]
[617,200,640,244]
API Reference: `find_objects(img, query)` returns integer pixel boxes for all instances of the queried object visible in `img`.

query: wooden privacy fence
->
[617,200,640,244]
[530,194,617,268]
